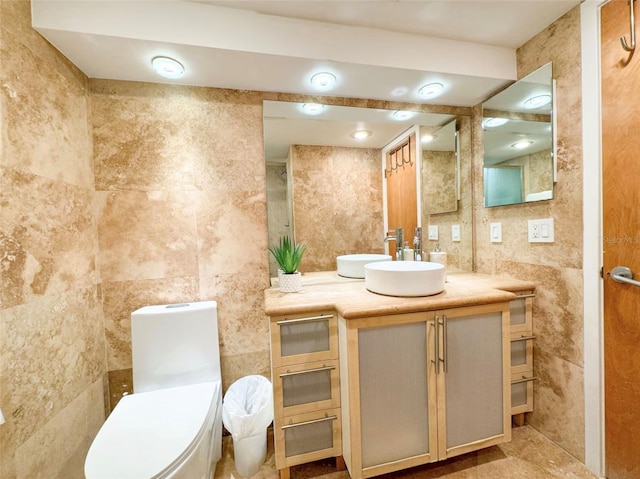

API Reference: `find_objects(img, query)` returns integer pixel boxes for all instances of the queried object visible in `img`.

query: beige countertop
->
[265,270,535,319]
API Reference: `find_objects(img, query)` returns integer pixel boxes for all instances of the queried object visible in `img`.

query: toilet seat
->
[85,381,221,479]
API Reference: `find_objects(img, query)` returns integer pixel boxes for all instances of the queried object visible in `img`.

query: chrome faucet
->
[413,226,423,261]
[384,227,404,260]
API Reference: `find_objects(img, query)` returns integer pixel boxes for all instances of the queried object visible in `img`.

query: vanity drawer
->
[511,372,535,415]
[274,408,342,469]
[273,359,340,418]
[510,333,534,375]
[509,294,534,335]
[270,311,338,367]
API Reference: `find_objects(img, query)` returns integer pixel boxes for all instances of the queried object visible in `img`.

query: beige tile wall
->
[91,81,273,395]
[291,145,385,272]
[473,7,585,460]
[0,1,107,478]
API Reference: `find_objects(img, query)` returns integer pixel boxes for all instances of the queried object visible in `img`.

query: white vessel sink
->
[336,254,392,279]
[364,261,445,297]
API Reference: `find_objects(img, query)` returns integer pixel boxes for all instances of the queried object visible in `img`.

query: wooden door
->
[385,132,417,259]
[601,1,640,477]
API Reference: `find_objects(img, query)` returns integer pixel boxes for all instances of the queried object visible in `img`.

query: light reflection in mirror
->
[482,62,554,207]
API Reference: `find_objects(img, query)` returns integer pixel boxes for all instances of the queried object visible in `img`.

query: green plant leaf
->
[268,236,307,273]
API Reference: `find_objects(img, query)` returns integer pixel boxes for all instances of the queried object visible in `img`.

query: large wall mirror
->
[263,100,466,276]
[482,62,555,207]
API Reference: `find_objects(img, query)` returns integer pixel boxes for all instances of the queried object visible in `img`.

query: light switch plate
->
[452,224,461,242]
[490,222,502,243]
[428,225,439,240]
[528,218,554,243]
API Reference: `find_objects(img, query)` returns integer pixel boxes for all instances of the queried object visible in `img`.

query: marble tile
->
[196,189,270,279]
[219,350,272,394]
[95,190,199,282]
[0,166,100,310]
[107,368,133,412]
[474,5,585,457]
[14,377,104,479]
[291,146,384,272]
[213,426,597,479]
[528,352,586,462]
[0,1,94,190]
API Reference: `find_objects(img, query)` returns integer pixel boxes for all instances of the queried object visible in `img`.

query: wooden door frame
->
[581,1,607,477]
[381,125,422,256]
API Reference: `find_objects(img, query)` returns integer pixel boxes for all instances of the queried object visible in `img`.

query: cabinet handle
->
[433,317,440,374]
[442,314,448,373]
[279,365,336,378]
[510,335,536,342]
[511,376,538,385]
[514,293,536,299]
[280,415,337,430]
[276,314,333,326]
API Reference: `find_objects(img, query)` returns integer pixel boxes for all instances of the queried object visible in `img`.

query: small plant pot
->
[278,270,302,293]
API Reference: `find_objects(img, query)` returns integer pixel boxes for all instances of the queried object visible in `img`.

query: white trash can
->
[222,375,274,478]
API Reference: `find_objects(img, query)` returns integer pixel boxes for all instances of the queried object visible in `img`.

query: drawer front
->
[273,359,340,418]
[510,334,534,374]
[509,294,534,335]
[511,372,535,415]
[274,408,342,469]
[271,312,337,367]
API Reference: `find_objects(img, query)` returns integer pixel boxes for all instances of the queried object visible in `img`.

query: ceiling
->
[31,0,578,162]
[32,0,580,106]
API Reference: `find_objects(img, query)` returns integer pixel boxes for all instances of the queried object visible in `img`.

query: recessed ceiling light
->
[511,140,534,150]
[391,110,414,121]
[301,103,324,115]
[351,130,371,140]
[421,134,436,144]
[418,82,444,99]
[523,94,551,109]
[151,56,185,79]
[310,72,337,91]
[483,117,509,128]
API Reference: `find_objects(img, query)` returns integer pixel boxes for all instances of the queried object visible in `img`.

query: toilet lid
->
[85,381,220,479]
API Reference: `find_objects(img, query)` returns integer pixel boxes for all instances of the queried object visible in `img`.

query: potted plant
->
[269,236,307,292]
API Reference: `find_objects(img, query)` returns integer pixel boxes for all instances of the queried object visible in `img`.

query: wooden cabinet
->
[338,303,511,479]
[508,293,536,418]
[269,311,342,479]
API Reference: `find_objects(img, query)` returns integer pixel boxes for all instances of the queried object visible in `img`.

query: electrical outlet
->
[528,218,554,243]
[428,225,439,240]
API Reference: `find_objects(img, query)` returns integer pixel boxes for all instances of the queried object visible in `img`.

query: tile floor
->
[214,425,600,479]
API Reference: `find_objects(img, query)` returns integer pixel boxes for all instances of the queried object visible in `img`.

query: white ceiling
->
[31,0,580,106]
[31,0,578,161]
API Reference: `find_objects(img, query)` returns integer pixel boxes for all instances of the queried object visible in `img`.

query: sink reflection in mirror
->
[336,254,392,279]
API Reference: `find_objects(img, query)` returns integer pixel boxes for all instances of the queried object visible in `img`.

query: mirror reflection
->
[263,101,457,276]
[482,62,554,207]
[421,119,459,215]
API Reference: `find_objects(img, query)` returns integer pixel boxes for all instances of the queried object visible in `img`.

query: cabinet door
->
[437,304,511,459]
[354,313,438,477]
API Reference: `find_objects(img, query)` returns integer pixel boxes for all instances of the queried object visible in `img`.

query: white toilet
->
[85,301,223,479]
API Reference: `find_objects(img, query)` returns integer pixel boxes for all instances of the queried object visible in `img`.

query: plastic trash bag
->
[222,375,273,441]
[222,375,273,477]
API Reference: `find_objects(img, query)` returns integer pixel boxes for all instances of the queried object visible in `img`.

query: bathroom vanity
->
[265,271,535,479]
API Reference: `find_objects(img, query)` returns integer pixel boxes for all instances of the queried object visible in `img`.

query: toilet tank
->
[131,301,221,393]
